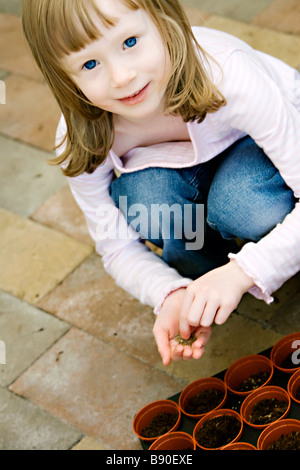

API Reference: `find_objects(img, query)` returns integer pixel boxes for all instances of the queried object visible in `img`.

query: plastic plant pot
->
[178,377,227,420]
[193,408,243,450]
[222,442,257,450]
[133,400,181,442]
[224,354,273,396]
[257,419,300,450]
[270,332,300,374]
[148,432,196,450]
[288,369,300,404]
[240,385,291,429]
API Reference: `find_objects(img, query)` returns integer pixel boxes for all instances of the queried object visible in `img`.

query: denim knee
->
[110,167,240,278]
[109,167,200,245]
[207,191,295,241]
[207,139,296,241]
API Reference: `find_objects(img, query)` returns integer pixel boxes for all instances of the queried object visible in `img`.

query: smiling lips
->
[118,83,150,105]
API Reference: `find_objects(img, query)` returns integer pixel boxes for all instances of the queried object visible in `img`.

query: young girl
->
[22,0,300,366]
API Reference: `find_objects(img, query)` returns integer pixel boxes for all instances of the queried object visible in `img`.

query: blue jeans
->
[110,137,296,279]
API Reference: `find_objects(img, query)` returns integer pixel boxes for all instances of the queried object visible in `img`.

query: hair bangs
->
[55,0,141,57]
[45,0,117,58]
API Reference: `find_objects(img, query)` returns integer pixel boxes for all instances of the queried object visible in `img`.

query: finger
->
[153,327,172,366]
[200,300,221,327]
[179,290,195,338]
[170,342,184,362]
[179,320,193,340]
[192,347,205,360]
[193,326,212,348]
[186,297,207,327]
[214,305,233,325]
[182,346,193,360]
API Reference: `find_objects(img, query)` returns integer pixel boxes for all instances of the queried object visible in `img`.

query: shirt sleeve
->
[217,49,300,303]
[56,116,192,313]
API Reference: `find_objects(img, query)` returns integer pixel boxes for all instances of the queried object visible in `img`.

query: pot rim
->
[222,441,257,450]
[270,332,300,374]
[224,354,273,396]
[257,418,300,450]
[193,408,243,450]
[287,368,300,404]
[133,399,181,442]
[179,376,227,419]
[148,431,196,450]
[240,385,291,429]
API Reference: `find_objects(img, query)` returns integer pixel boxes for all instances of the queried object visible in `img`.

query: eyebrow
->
[67,18,142,63]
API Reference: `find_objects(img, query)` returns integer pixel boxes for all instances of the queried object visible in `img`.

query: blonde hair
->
[22,0,226,177]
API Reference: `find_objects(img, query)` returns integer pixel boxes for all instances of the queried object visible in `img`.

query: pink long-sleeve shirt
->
[56,27,300,313]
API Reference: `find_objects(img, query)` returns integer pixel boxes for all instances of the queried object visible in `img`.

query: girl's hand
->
[153,288,211,366]
[179,259,255,337]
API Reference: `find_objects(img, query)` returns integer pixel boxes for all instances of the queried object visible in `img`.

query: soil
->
[175,333,196,346]
[267,432,300,450]
[195,415,241,449]
[236,371,270,392]
[281,353,298,369]
[296,385,300,401]
[249,398,288,425]
[140,412,179,438]
[185,388,225,415]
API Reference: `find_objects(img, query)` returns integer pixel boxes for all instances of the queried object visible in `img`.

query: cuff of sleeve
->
[228,253,274,305]
[153,278,192,315]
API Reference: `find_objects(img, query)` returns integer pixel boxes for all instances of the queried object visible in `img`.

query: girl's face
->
[63,0,170,123]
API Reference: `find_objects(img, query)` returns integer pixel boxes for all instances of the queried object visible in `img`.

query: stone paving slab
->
[203,15,300,68]
[0,0,21,16]
[72,436,108,450]
[10,328,185,450]
[182,6,210,26]
[0,290,70,386]
[0,74,61,151]
[0,135,66,217]
[38,254,160,366]
[253,0,300,36]
[0,13,42,79]
[0,208,93,304]
[0,388,82,450]
[181,0,275,23]
[236,272,300,327]
[268,290,300,335]
[0,69,9,80]
[31,185,94,246]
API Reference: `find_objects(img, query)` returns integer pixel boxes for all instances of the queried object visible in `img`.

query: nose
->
[109,57,137,88]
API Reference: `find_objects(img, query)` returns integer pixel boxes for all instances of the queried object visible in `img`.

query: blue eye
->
[124,37,137,49]
[83,59,99,71]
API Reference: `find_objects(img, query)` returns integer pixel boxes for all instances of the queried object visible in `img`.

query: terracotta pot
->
[270,332,300,374]
[179,377,227,420]
[148,432,196,450]
[257,419,300,450]
[193,408,243,450]
[288,368,300,404]
[133,400,181,442]
[240,385,291,429]
[222,442,257,450]
[224,354,273,396]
